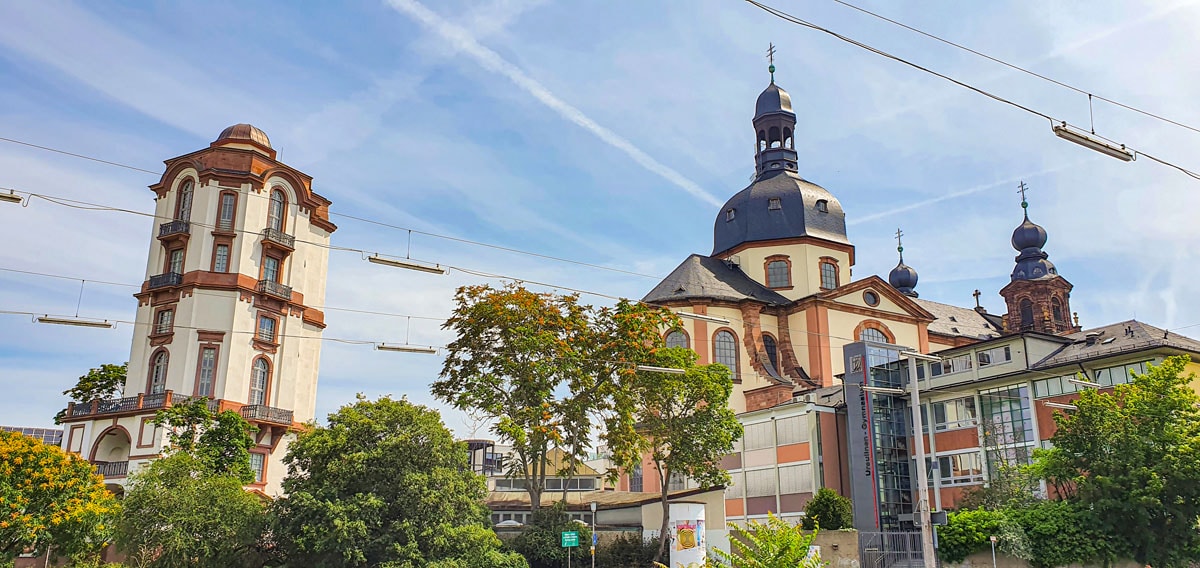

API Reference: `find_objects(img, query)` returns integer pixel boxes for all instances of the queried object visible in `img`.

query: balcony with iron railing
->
[158,220,190,239]
[148,272,183,289]
[241,404,294,425]
[261,227,295,251]
[95,461,129,478]
[256,279,292,300]
[64,392,171,419]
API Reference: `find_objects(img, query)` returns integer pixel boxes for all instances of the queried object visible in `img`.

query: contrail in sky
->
[386,0,723,208]
[848,159,1094,226]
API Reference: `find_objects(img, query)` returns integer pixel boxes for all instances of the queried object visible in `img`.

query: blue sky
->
[2,0,1199,431]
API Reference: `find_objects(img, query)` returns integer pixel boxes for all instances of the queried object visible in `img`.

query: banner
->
[669,503,706,567]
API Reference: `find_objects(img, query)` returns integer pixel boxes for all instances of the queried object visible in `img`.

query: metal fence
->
[858,531,924,568]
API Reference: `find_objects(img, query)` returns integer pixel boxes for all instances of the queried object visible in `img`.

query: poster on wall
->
[669,503,706,567]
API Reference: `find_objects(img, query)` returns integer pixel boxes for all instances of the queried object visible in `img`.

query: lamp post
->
[590,501,598,568]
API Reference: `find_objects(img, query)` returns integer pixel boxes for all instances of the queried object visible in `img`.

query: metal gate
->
[858,531,924,568]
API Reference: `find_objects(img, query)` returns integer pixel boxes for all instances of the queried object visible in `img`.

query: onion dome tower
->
[999,184,1078,334]
[888,229,918,298]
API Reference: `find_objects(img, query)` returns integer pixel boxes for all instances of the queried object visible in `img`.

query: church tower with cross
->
[998,182,1079,334]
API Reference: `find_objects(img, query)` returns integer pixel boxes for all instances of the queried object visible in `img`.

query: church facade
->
[628,71,1200,528]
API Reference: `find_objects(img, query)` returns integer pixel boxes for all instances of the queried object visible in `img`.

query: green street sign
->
[561,531,580,548]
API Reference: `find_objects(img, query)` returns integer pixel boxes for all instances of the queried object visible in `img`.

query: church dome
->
[713,172,848,256]
[755,83,794,119]
[1011,217,1047,251]
[889,262,919,297]
[215,123,271,149]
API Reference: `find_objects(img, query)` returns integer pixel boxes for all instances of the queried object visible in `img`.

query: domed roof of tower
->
[887,236,918,297]
[215,123,271,149]
[755,82,794,119]
[1011,216,1048,251]
[1009,206,1058,281]
[713,173,848,256]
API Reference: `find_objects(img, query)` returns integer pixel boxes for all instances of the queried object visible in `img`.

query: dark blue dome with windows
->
[1010,209,1056,281]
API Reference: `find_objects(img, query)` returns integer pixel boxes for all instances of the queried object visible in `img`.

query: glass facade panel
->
[979,385,1035,474]
[867,348,912,531]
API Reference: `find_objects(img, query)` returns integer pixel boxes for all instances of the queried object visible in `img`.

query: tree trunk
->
[654,468,671,563]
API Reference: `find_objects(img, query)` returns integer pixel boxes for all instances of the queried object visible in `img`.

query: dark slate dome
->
[215,123,271,149]
[713,172,849,256]
[889,262,919,297]
[1010,214,1057,281]
[1011,217,1048,251]
[755,83,794,119]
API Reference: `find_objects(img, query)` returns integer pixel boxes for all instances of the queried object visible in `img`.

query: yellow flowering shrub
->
[0,430,118,562]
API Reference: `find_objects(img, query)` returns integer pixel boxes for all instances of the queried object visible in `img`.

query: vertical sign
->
[669,503,706,566]
[843,342,880,531]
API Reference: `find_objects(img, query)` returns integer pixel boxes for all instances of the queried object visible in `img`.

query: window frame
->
[153,308,174,336]
[249,357,271,406]
[713,329,739,380]
[213,244,230,273]
[261,254,282,283]
[764,255,792,289]
[762,333,778,371]
[249,451,267,484]
[268,188,287,232]
[256,314,278,344]
[664,330,690,350]
[166,248,185,275]
[819,258,840,290]
[147,349,169,394]
[195,346,219,398]
[175,179,194,222]
[217,191,238,232]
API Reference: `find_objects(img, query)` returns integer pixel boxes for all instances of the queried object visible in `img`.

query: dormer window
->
[816,199,829,213]
[768,198,782,210]
[726,208,736,221]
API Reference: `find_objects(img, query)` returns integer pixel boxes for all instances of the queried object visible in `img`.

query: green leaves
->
[713,513,824,568]
[801,488,852,531]
[62,363,127,403]
[154,399,257,483]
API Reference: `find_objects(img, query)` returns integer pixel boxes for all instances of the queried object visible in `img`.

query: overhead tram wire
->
[743,0,1200,182]
[826,0,1200,137]
[0,136,662,280]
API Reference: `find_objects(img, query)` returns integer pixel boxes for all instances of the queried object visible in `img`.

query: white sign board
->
[669,503,706,566]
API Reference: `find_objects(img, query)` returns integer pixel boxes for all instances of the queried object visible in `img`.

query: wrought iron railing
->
[148,272,183,289]
[240,405,294,425]
[67,394,167,418]
[158,220,190,238]
[94,461,129,478]
[256,280,292,300]
[261,227,295,249]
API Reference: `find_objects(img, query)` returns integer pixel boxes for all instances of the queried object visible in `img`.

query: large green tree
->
[56,363,128,424]
[115,453,268,568]
[606,346,742,563]
[1034,355,1200,567]
[154,398,257,482]
[272,395,525,568]
[435,283,671,511]
[0,430,118,563]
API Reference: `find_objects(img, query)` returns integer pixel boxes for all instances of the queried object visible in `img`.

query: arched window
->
[713,330,738,377]
[860,328,889,344]
[762,334,778,370]
[783,127,793,149]
[149,351,169,394]
[1051,297,1063,322]
[665,331,689,349]
[768,126,781,148]
[1019,299,1034,328]
[176,180,193,222]
[766,260,790,288]
[250,358,270,405]
[268,189,287,231]
[820,261,839,290]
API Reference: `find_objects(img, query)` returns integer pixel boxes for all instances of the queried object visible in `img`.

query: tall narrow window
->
[176,180,193,222]
[168,249,184,274]
[766,260,790,288]
[762,334,778,370]
[218,193,236,231]
[1051,297,1063,322]
[664,331,689,349]
[268,189,286,231]
[214,245,230,273]
[1019,299,1034,328]
[256,316,276,343]
[154,309,173,335]
[197,347,216,397]
[149,351,168,394]
[262,256,280,283]
[820,261,838,289]
[249,453,265,483]
[630,465,643,492]
[714,330,738,377]
[250,359,269,405]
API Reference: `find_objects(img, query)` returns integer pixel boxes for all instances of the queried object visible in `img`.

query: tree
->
[957,416,1040,511]
[115,453,267,568]
[936,508,1029,564]
[0,430,118,563]
[801,488,852,530]
[272,395,526,568]
[508,502,592,568]
[606,346,742,563]
[711,513,824,568]
[1033,356,1200,567]
[57,363,128,424]
[154,398,257,483]
[435,283,672,511]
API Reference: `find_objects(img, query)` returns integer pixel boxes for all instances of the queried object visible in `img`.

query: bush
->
[509,503,592,568]
[937,508,1029,564]
[1007,501,1113,568]
[595,533,659,568]
[801,488,853,530]
[713,513,824,568]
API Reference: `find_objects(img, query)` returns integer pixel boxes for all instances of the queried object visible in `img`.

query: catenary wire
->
[826,0,1200,137]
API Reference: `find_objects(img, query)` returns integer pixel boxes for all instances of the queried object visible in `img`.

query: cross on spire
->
[1017,181,1030,218]
[973,289,982,309]
[895,228,904,261]
[767,43,777,82]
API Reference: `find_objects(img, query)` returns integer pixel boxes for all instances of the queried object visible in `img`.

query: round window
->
[864,290,880,307]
